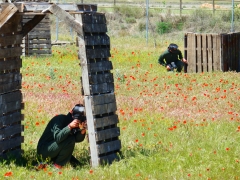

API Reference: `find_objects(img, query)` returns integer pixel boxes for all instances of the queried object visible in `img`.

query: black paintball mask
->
[72,104,86,123]
[168,43,178,53]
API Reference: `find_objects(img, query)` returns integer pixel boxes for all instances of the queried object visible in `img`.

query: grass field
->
[1,35,240,179]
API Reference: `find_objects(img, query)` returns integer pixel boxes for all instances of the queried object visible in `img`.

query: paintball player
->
[37,104,87,169]
[158,43,188,72]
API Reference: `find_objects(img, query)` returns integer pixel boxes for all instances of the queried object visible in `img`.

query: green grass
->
[1,35,240,179]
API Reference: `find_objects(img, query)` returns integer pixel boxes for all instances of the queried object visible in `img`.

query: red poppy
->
[4,172,13,177]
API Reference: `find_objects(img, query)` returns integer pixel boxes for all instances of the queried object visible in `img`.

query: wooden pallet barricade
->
[184,32,240,73]
[76,11,121,167]
[0,2,121,167]
[0,12,24,159]
[23,14,52,56]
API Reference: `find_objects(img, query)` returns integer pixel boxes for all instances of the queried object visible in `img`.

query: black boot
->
[69,155,81,168]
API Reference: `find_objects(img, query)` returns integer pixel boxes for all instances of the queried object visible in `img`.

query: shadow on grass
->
[0,148,91,169]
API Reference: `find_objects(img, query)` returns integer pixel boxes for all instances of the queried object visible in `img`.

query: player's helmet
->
[168,43,178,53]
[72,104,86,121]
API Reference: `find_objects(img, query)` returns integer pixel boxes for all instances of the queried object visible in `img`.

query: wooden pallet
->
[0,12,24,159]
[76,11,121,166]
[185,32,240,73]
[221,32,240,72]
[184,33,221,73]
[23,14,52,56]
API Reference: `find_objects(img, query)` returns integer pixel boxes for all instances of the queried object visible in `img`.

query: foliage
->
[156,21,172,34]
[113,5,144,19]
[125,17,137,24]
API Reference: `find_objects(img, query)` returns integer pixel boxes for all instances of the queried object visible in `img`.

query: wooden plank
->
[0,149,22,159]
[25,44,52,49]
[98,153,119,165]
[76,12,99,167]
[22,14,46,37]
[221,34,228,71]
[21,3,80,12]
[85,34,110,46]
[91,93,116,106]
[0,91,22,107]
[202,34,207,72]
[92,102,117,115]
[46,4,83,36]
[184,34,188,73]
[25,49,52,54]
[232,33,237,71]
[82,13,106,24]
[196,34,202,73]
[0,81,21,94]
[0,124,23,140]
[228,34,233,71]
[0,58,22,71]
[0,136,23,151]
[22,18,50,23]
[0,73,21,85]
[89,73,114,85]
[76,13,90,95]
[84,96,99,167]
[0,14,22,34]
[0,47,22,59]
[27,32,51,36]
[83,23,107,33]
[90,82,114,94]
[0,4,18,29]
[0,35,23,47]
[29,30,50,34]
[88,60,113,72]
[0,111,22,128]
[77,4,97,12]
[231,33,236,71]
[95,127,120,142]
[28,39,51,44]
[207,34,213,72]
[29,27,51,32]
[86,48,111,59]
[94,114,119,129]
[237,33,240,72]
[187,33,196,73]
[1,3,24,13]
[0,91,22,113]
[212,34,221,71]
[97,140,121,155]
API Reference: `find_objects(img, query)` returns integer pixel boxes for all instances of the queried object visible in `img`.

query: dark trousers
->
[167,61,184,72]
[38,136,75,166]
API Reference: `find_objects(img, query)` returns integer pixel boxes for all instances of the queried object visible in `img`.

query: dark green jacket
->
[158,49,183,66]
[37,113,85,149]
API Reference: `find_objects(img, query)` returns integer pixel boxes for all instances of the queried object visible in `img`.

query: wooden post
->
[180,0,182,16]
[75,13,99,167]
[212,0,215,14]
